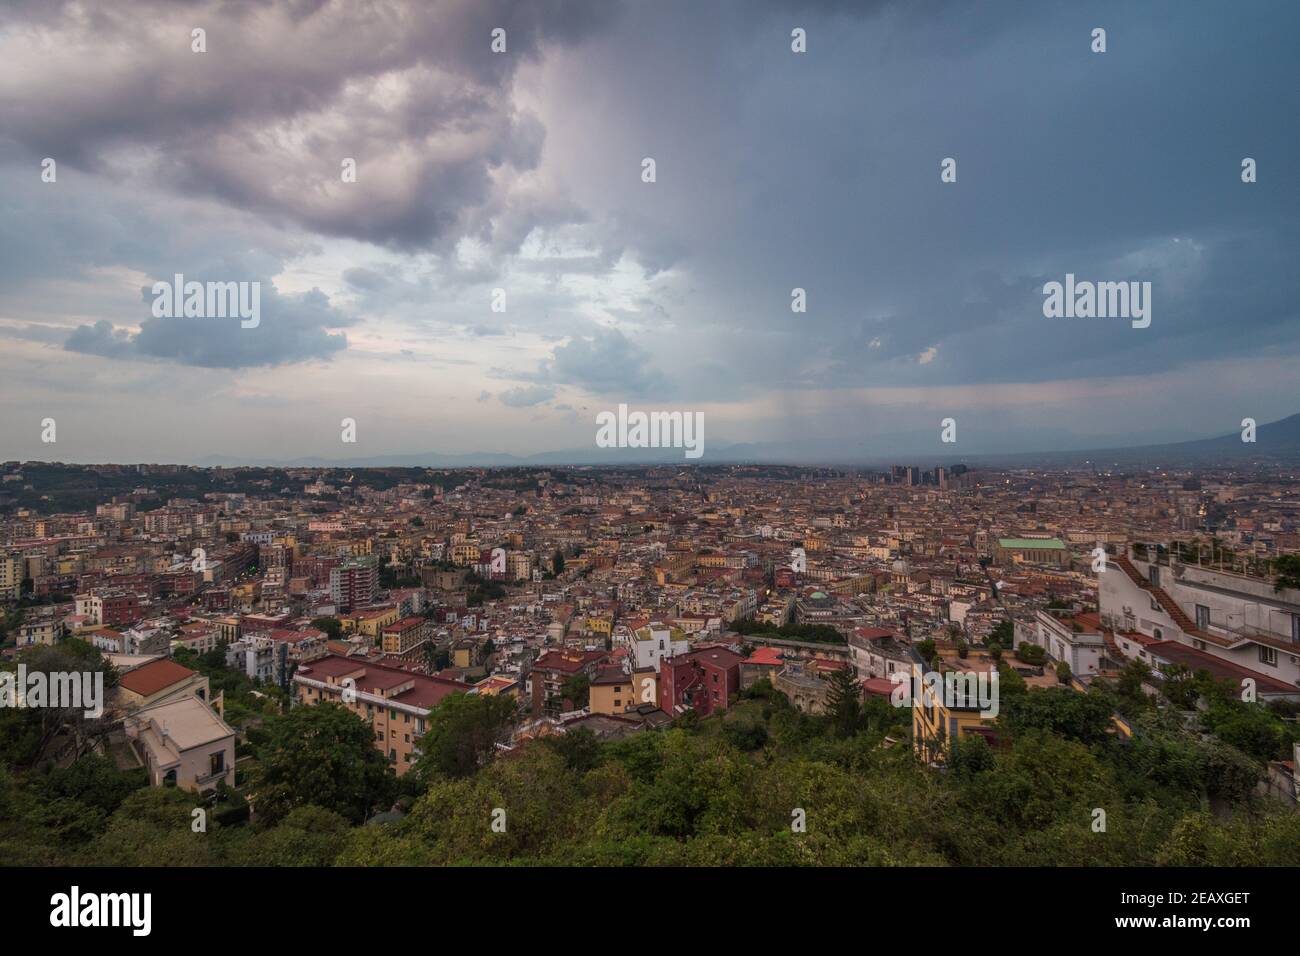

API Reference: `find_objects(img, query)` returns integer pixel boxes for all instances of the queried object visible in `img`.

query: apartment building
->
[329,556,378,610]
[1021,610,1107,677]
[994,537,1070,569]
[381,616,431,657]
[1100,546,1300,695]
[527,648,610,716]
[659,646,743,717]
[847,626,912,680]
[293,654,469,775]
[0,553,21,600]
[627,622,690,672]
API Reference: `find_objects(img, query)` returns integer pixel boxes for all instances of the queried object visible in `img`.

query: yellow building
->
[0,555,21,601]
[590,667,656,714]
[589,669,634,715]
[586,613,613,641]
[343,605,401,641]
[450,542,481,566]
[910,654,997,766]
[451,639,478,669]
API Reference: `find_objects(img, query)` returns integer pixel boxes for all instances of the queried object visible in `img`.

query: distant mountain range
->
[192,412,1300,469]
[971,412,1300,468]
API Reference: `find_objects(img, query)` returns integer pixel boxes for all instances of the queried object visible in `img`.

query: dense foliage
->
[3,655,1296,866]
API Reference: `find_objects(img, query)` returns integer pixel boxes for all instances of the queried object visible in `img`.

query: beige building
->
[125,695,236,792]
[0,554,21,600]
[116,658,212,710]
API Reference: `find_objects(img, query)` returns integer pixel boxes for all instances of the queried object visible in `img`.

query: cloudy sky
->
[1,0,1297,464]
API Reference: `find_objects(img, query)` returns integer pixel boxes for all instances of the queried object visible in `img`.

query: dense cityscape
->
[2,457,1297,867]
[1,0,1295,935]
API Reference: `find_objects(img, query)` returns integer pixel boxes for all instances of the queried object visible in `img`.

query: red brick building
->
[659,646,744,717]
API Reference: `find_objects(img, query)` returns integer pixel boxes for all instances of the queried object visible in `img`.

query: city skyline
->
[2,0,1297,463]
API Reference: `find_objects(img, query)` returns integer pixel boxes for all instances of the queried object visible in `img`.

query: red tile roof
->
[1146,641,1295,694]
[119,659,198,697]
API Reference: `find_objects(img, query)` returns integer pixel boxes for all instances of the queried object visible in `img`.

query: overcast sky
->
[1,0,1296,464]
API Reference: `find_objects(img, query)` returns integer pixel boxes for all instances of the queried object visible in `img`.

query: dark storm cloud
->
[0,0,620,251]
[551,0,1300,401]
[4,0,1299,456]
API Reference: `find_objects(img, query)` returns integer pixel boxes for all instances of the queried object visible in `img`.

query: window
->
[1195,605,1210,629]
[1259,645,1278,667]
[210,752,225,776]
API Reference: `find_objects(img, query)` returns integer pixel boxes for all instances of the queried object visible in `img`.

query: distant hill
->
[177,412,1300,469]
[970,412,1300,468]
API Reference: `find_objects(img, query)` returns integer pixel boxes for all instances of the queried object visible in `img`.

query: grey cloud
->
[64,283,350,369]
[0,0,621,251]
[499,384,556,407]
[536,327,666,396]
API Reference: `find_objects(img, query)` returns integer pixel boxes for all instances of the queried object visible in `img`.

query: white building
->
[626,622,690,672]
[1023,610,1106,676]
[1100,547,1300,693]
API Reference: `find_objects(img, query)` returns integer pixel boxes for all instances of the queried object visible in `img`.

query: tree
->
[311,616,344,641]
[561,674,590,710]
[988,620,1014,647]
[412,692,518,781]
[1272,554,1300,592]
[543,727,603,772]
[250,703,395,825]
[1000,687,1114,746]
[824,666,861,738]
[1203,700,1298,764]
[1158,664,1200,710]
[1015,643,1046,665]
[552,550,566,574]
[89,787,213,866]
[1114,658,1153,713]
[0,639,117,769]
[724,718,769,751]
[228,805,353,866]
